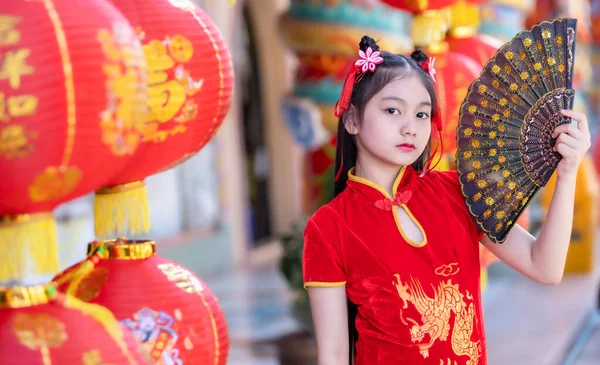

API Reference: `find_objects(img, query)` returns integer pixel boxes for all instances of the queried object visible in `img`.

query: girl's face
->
[347,75,432,169]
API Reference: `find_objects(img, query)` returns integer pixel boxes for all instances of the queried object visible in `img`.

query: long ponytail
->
[333,118,358,199]
[332,114,360,364]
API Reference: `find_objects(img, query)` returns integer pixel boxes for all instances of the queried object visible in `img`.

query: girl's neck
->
[355,158,405,196]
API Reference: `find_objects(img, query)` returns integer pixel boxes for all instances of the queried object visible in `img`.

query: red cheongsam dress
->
[303,166,487,365]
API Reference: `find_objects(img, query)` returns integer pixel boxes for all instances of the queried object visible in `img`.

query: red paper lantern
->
[94,0,234,238]
[305,136,336,213]
[0,0,147,280]
[447,35,502,67]
[381,0,457,12]
[0,284,151,365]
[431,51,481,152]
[54,240,229,365]
[594,133,600,176]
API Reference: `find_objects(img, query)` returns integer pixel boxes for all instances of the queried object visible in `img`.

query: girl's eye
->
[386,108,400,115]
[416,112,430,119]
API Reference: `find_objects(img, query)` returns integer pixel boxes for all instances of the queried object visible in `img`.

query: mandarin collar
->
[346,166,415,204]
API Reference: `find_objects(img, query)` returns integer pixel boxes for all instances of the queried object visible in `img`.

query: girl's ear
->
[343,105,360,135]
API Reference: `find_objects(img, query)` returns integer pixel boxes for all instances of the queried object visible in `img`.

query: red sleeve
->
[302,208,346,289]
[436,170,486,242]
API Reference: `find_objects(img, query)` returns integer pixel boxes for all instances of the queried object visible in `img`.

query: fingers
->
[552,111,592,151]
[560,109,589,134]
[552,122,582,139]
[553,132,579,151]
[555,142,578,160]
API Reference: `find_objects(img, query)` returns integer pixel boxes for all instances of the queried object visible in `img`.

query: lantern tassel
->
[62,295,139,365]
[0,214,59,282]
[94,181,150,239]
[62,246,105,296]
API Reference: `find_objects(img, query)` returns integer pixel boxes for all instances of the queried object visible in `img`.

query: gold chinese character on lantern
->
[98,23,147,156]
[0,16,22,46]
[8,94,38,117]
[140,33,203,143]
[0,17,38,160]
[157,263,204,295]
[0,93,39,122]
[0,48,34,89]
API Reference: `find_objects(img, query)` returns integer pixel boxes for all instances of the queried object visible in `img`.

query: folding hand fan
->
[456,18,578,243]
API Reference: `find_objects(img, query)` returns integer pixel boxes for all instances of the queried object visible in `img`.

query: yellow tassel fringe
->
[0,213,59,282]
[94,181,151,239]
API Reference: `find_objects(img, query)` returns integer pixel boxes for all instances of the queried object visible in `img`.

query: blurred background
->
[48,0,600,364]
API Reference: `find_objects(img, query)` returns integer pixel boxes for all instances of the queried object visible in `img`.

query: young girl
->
[302,36,591,365]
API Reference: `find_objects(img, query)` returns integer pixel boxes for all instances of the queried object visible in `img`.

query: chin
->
[382,155,419,168]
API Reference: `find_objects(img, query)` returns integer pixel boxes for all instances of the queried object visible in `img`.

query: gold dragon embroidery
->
[435,263,460,277]
[440,360,458,365]
[393,274,482,364]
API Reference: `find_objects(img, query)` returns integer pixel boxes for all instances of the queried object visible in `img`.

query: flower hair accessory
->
[419,56,436,83]
[355,47,384,73]
[334,47,384,117]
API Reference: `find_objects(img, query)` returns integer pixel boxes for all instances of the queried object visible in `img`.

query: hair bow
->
[420,56,436,83]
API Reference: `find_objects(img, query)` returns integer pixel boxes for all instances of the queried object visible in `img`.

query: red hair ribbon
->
[418,56,444,176]
[334,47,383,118]
[418,56,442,133]
[334,47,383,181]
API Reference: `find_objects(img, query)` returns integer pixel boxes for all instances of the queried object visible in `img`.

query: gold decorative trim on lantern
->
[184,3,230,155]
[96,180,145,195]
[406,0,430,12]
[0,213,59,282]
[448,1,480,39]
[42,0,77,168]
[94,181,150,239]
[88,239,156,260]
[280,16,413,57]
[412,10,450,49]
[0,212,54,228]
[422,41,450,55]
[0,283,57,309]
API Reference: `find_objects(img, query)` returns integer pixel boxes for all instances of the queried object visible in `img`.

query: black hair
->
[335,36,439,365]
[333,36,439,198]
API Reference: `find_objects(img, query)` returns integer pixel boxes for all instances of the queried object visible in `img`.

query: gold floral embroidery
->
[82,349,112,365]
[435,263,460,277]
[73,268,109,302]
[393,274,482,364]
[28,166,82,202]
[13,313,67,365]
[0,124,36,158]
